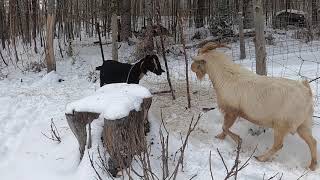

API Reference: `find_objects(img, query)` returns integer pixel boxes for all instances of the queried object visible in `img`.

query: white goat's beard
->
[196,72,205,80]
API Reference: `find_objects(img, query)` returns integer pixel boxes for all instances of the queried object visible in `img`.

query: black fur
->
[96,55,165,87]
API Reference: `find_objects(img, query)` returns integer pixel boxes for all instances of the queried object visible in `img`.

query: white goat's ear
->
[192,55,204,62]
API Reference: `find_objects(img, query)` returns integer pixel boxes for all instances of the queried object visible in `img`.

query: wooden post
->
[111,0,118,61]
[254,0,266,75]
[45,0,56,72]
[239,0,246,59]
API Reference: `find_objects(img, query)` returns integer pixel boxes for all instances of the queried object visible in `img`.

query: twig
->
[42,118,61,143]
[209,151,214,180]
[88,151,104,180]
[309,76,320,83]
[178,12,191,108]
[160,110,170,179]
[266,172,279,180]
[189,174,198,180]
[155,0,175,100]
[0,48,8,66]
[297,170,309,180]
[202,107,216,112]
[217,142,257,180]
[217,149,229,174]
[169,114,202,180]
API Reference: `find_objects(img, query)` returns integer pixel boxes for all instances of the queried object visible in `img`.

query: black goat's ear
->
[96,66,102,70]
[151,54,159,60]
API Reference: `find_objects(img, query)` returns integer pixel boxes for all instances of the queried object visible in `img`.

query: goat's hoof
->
[215,133,226,140]
[309,161,317,171]
[254,155,268,162]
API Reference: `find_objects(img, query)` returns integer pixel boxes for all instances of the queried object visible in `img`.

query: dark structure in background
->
[273,9,306,29]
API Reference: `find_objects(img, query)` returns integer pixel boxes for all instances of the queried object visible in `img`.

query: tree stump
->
[65,83,152,176]
[103,97,152,176]
[66,112,99,160]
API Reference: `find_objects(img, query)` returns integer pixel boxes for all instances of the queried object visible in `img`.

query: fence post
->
[239,0,246,60]
[254,0,267,75]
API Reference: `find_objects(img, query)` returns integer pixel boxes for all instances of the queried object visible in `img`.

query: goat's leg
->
[255,127,288,162]
[297,124,317,171]
[215,113,241,144]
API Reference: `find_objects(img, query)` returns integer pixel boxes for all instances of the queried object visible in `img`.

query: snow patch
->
[66,83,152,120]
[32,71,61,87]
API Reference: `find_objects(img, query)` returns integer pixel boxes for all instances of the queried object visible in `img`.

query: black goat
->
[96,55,165,87]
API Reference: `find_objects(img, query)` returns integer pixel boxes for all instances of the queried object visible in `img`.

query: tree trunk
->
[144,0,154,55]
[32,0,38,53]
[239,0,246,59]
[66,112,100,160]
[254,0,267,75]
[120,0,131,42]
[244,0,254,29]
[103,97,152,176]
[45,0,56,72]
[111,0,118,61]
[195,0,205,28]
[0,0,5,49]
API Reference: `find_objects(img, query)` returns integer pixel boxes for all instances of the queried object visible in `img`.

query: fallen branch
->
[202,107,216,112]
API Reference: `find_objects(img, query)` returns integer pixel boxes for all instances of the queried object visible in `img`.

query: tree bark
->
[103,97,152,176]
[0,0,5,49]
[66,112,100,160]
[66,97,152,167]
[120,0,131,42]
[254,0,267,75]
[144,0,154,55]
[111,0,118,61]
[244,0,254,29]
[239,0,246,59]
[195,0,205,28]
[32,0,38,53]
[45,0,56,72]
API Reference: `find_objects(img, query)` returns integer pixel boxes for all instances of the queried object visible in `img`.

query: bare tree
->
[195,0,206,28]
[144,0,154,55]
[120,0,132,42]
[45,0,56,72]
[111,0,118,61]
[254,0,267,75]
[244,0,254,29]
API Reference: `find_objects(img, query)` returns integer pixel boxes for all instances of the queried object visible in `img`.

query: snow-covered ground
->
[1,37,320,179]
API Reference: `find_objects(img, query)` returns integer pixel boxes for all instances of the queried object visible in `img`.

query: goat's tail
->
[302,80,313,96]
[198,42,231,55]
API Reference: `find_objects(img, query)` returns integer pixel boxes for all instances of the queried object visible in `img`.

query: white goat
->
[191,42,317,170]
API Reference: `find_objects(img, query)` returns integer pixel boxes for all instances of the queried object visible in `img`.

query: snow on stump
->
[65,83,152,167]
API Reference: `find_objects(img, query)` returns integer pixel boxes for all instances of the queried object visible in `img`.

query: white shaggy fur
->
[191,42,317,170]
